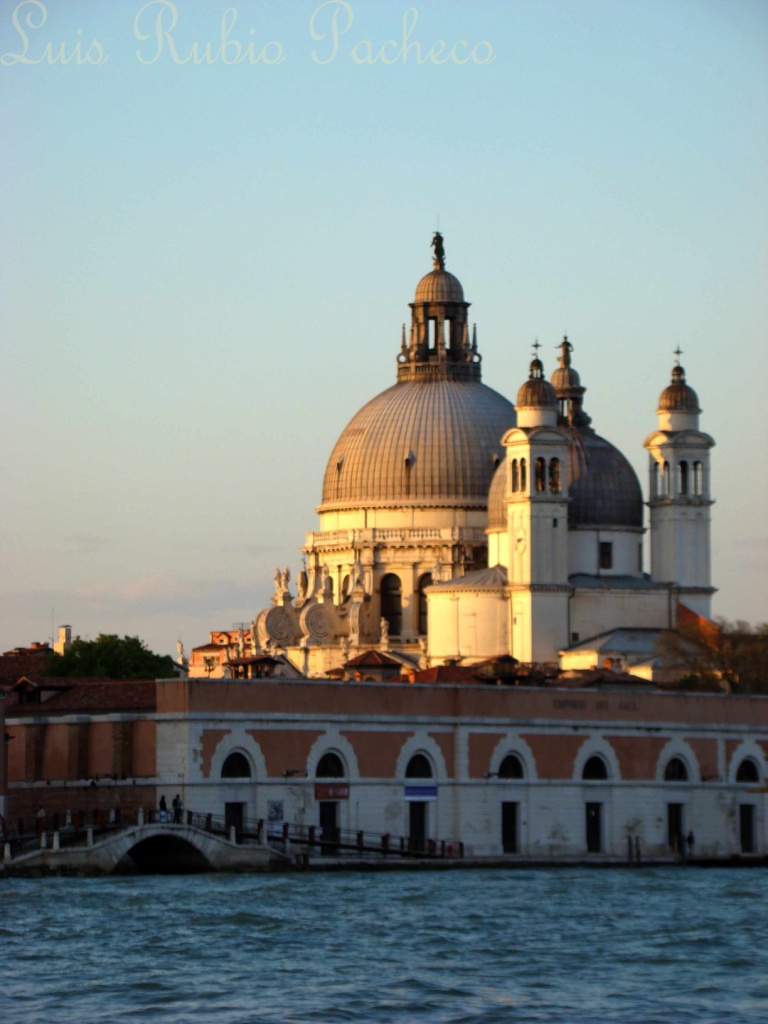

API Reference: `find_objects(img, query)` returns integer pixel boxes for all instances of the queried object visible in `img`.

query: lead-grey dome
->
[319,380,515,511]
[486,428,643,530]
[565,429,643,527]
[658,364,700,414]
[414,268,465,303]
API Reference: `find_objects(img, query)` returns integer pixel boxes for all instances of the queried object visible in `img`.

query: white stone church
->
[191,234,715,679]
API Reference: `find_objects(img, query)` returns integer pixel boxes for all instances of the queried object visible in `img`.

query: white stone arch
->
[655,738,699,783]
[306,729,360,781]
[395,732,448,782]
[727,740,767,784]
[209,729,267,781]
[572,736,622,782]
[489,735,538,781]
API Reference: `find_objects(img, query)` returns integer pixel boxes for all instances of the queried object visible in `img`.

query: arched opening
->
[662,461,671,496]
[548,458,561,493]
[341,574,350,598]
[678,460,689,496]
[520,458,527,492]
[406,754,433,778]
[406,754,433,854]
[221,752,251,779]
[535,457,546,492]
[511,459,519,492]
[652,461,660,497]
[582,755,608,780]
[316,752,345,778]
[736,759,759,783]
[417,573,432,635]
[498,754,524,779]
[316,752,345,854]
[380,573,402,636]
[664,757,688,782]
[693,461,704,496]
[117,835,211,875]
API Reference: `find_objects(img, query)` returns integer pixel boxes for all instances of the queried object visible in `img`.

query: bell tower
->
[504,351,571,663]
[644,352,715,618]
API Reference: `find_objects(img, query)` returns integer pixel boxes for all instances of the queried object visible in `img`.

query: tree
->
[45,634,177,680]
[657,619,768,694]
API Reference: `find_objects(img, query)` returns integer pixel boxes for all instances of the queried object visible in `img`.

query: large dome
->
[319,380,515,511]
[487,427,643,530]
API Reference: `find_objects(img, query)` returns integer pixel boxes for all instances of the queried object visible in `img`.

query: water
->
[2,868,766,1023]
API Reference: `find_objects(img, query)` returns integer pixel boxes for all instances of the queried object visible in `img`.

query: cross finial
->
[532,339,541,357]
[674,345,683,365]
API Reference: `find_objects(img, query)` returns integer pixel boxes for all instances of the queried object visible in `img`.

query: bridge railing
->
[3,810,464,862]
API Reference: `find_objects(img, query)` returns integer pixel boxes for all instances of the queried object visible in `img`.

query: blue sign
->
[404,784,438,801]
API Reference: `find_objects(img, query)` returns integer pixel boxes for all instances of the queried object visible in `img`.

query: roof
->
[7,678,157,715]
[562,627,663,655]
[346,650,403,668]
[319,379,515,511]
[429,565,508,590]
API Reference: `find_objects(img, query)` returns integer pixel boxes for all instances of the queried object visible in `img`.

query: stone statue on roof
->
[431,231,445,269]
[557,336,573,367]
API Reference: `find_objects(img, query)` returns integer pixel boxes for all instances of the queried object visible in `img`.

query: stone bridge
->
[3,822,283,875]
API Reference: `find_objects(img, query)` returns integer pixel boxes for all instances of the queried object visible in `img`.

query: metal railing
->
[3,810,464,862]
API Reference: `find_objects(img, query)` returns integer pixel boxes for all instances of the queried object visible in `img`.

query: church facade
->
[197,235,714,679]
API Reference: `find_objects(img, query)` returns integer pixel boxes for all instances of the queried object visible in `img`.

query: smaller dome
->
[658,365,700,413]
[414,269,465,303]
[517,357,557,408]
[551,364,581,389]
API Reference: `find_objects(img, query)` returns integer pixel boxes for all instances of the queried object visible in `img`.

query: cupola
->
[515,347,558,428]
[657,352,701,430]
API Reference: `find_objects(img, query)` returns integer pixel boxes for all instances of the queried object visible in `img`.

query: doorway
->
[740,804,756,854]
[225,802,245,840]
[586,802,602,853]
[319,801,339,854]
[501,802,519,854]
[667,803,684,854]
[409,802,427,853]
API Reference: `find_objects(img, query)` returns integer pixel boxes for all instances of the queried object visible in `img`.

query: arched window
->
[652,461,660,497]
[693,461,704,496]
[341,574,350,598]
[417,573,432,635]
[520,458,527,492]
[662,461,671,496]
[535,457,546,492]
[498,754,524,779]
[582,755,608,780]
[678,460,689,496]
[736,759,759,783]
[511,459,519,492]
[548,458,561,493]
[380,573,402,636]
[221,752,251,779]
[316,752,345,778]
[664,757,688,782]
[405,754,433,778]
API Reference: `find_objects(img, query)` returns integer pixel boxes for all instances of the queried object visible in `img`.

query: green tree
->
[45,634,177,680]
[657,619,768,694]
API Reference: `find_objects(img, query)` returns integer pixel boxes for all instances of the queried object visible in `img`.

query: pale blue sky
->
[2,0,767,656]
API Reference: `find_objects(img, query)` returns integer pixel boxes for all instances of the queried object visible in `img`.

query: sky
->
[1,0,767,657]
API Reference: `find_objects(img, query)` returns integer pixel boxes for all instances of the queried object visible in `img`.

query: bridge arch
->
[118,832,212,874]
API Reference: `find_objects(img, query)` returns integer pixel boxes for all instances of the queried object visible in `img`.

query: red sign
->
[315,783,350,800]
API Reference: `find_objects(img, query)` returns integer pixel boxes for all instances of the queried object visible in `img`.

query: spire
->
[550,337,592,429]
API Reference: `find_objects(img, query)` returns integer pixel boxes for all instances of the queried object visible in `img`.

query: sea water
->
[2,868,766,1023]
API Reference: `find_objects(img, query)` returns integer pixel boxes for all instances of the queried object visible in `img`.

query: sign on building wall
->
[404,785,438,801]
[315,783,350,800]
[268,800,284,822]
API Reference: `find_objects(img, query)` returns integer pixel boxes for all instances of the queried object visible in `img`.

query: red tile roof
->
[7,678,157,715]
